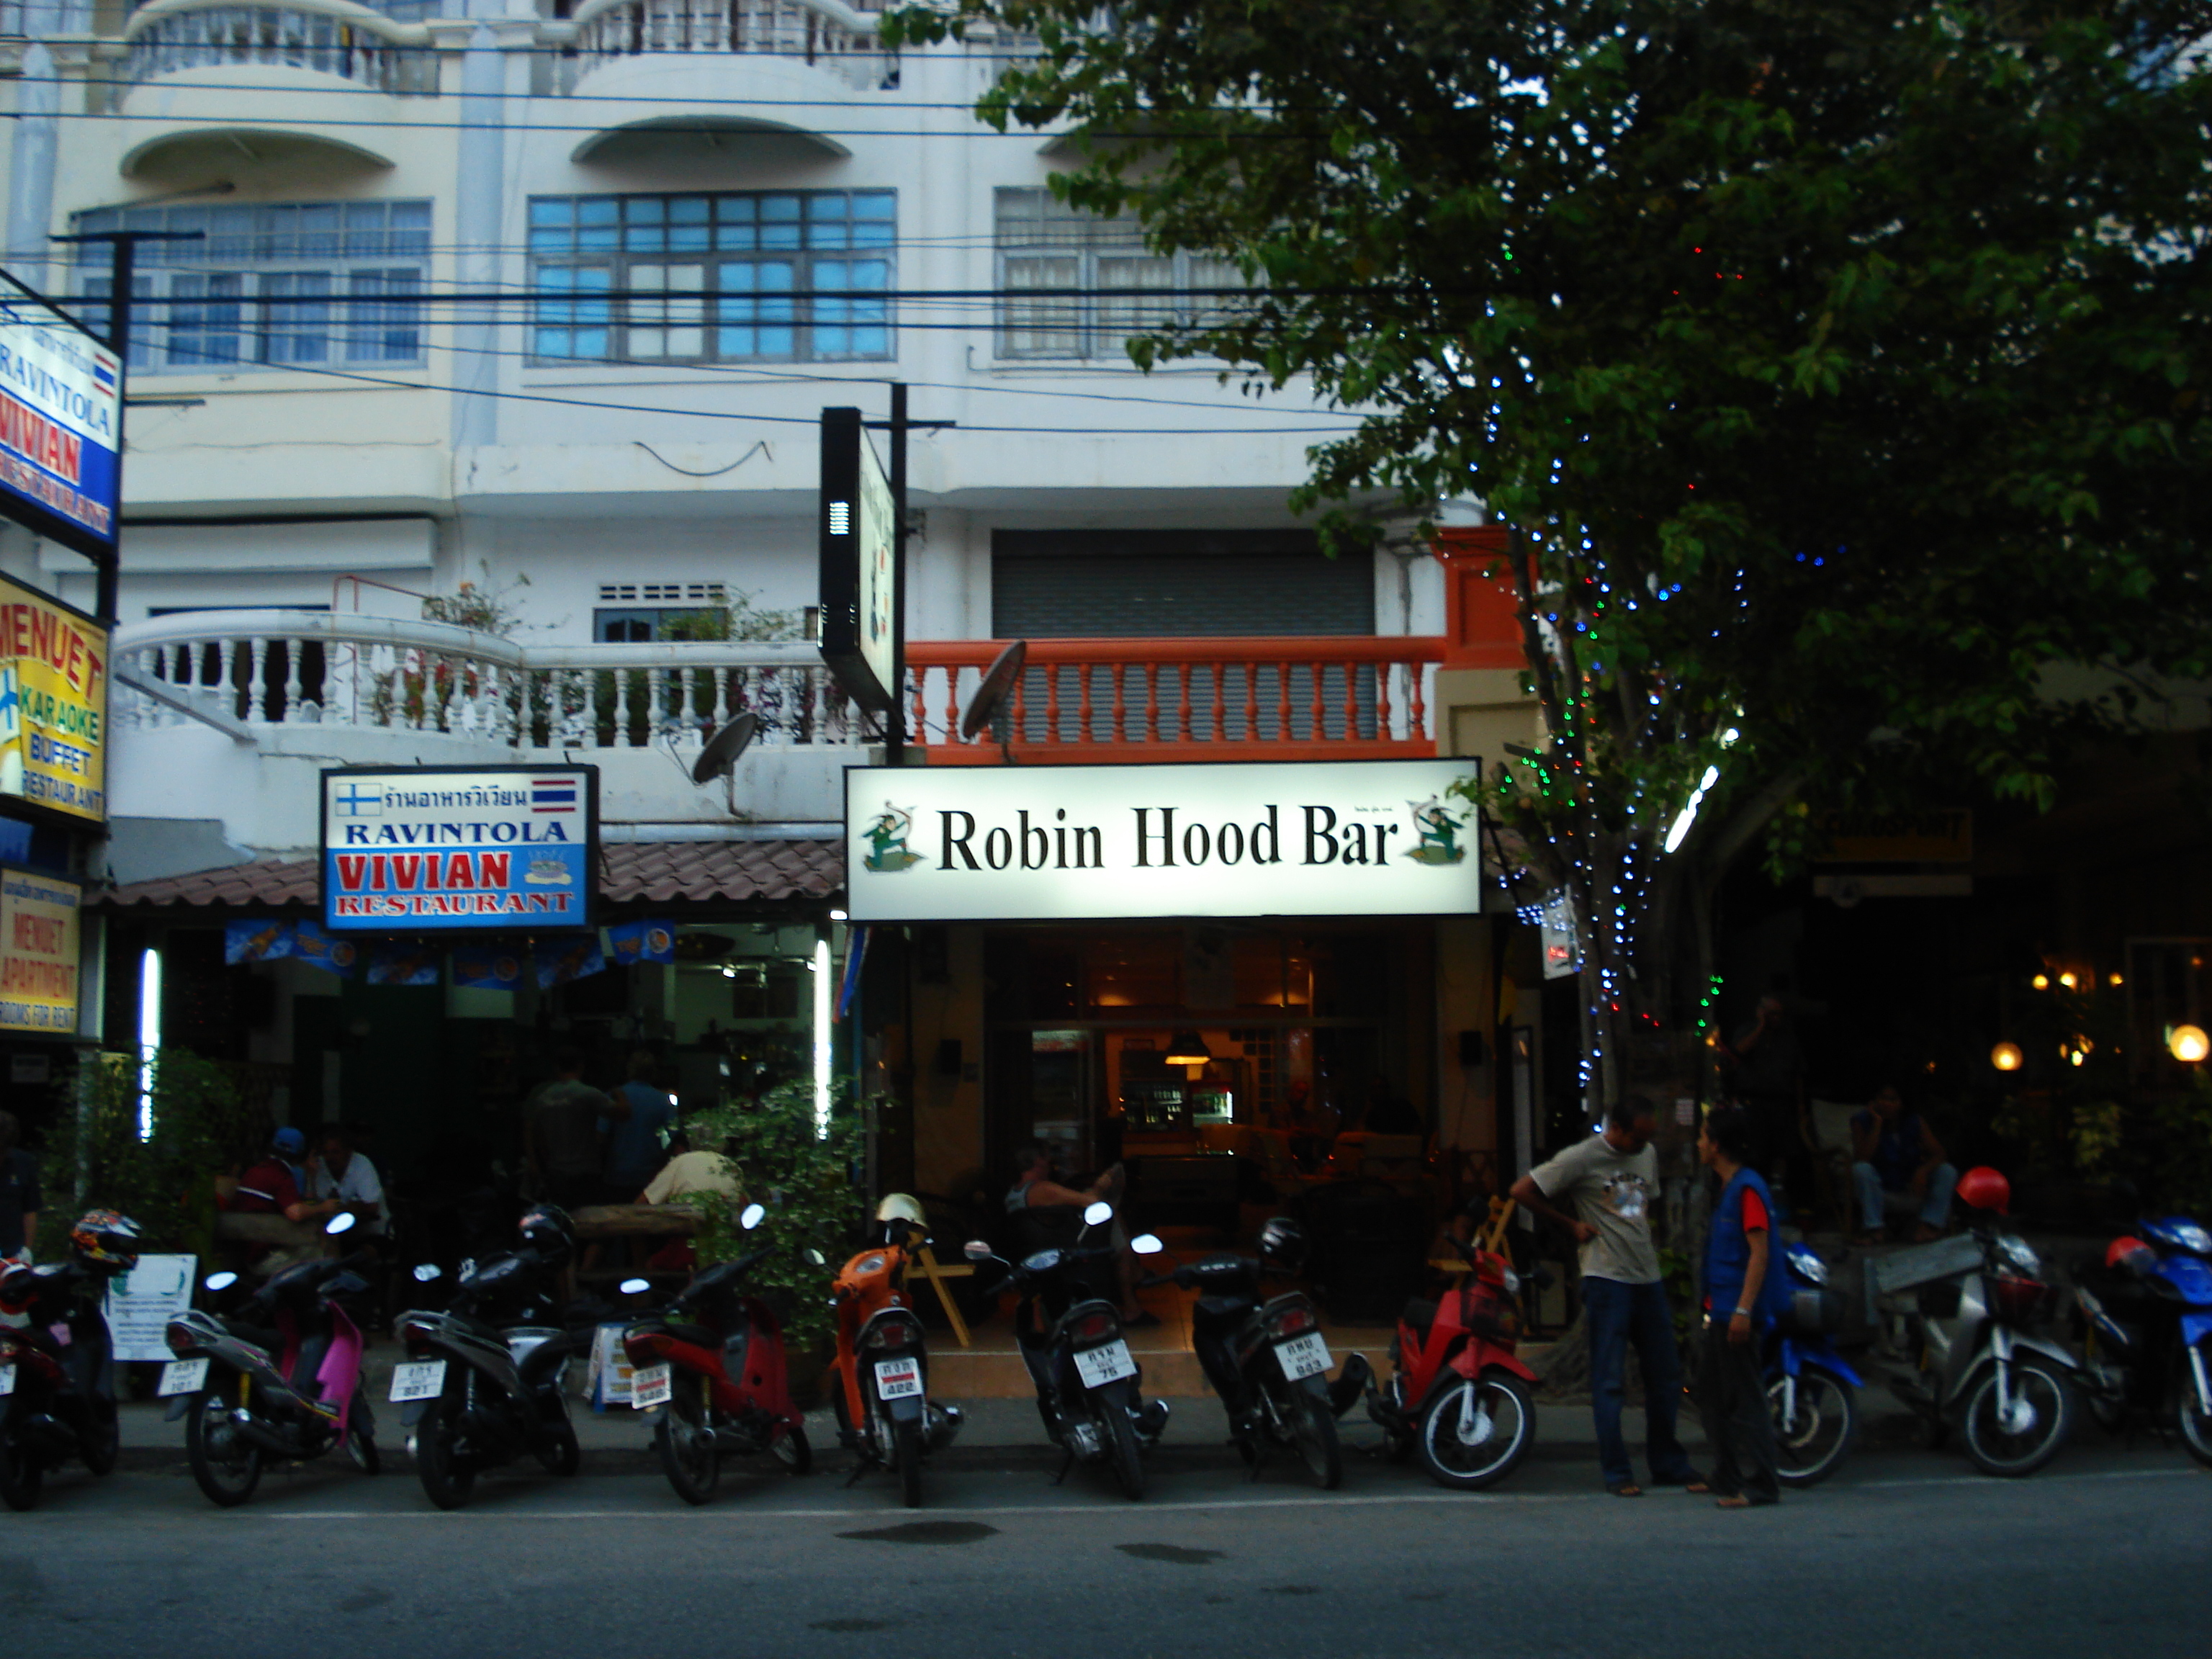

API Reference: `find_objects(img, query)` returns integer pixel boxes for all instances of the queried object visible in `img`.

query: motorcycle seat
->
[1193,1295,1250,1326]
[662,1322,720,1349]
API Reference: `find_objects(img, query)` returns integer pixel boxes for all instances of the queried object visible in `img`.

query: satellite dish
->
[960,639,1028,740]
[691,713,759,784]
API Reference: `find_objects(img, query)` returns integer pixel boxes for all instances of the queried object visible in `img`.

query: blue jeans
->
[1854,1161,1956,1233]
[1582,1276,1698,1490]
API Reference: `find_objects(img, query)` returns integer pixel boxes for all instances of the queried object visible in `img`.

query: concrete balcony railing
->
[559,0,893,91]
[908,637,1445,764]
[120,0,441,96]
[112,610,860,752]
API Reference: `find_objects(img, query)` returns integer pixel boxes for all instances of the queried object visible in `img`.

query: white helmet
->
[875,1193,927,1228]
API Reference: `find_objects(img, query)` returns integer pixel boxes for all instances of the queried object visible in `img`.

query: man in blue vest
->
[1696,1105,1789,1508]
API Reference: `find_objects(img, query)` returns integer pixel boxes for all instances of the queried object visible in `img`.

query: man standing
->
[601,1050,677,1205]
[1695,1105,1788,1509]
[1510,1097,1705,1497]
[0,1110,40,1267]
[522,1049,612,1208]
[1849,1084,1957,1244]
[1727,987,1805,1195]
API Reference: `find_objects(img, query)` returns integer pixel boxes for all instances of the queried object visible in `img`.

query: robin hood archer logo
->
[1405,796,1468,865]
[863,803,924,871]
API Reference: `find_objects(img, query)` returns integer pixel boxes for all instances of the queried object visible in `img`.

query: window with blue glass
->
[529,191,894,364]
[71,201,430,372]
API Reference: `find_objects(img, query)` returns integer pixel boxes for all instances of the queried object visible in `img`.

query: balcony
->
[120,0,440,98]
[558,0,894,92]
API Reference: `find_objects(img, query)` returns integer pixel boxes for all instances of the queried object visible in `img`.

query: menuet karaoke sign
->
[844,758,1483,922]
[319,765,598,932]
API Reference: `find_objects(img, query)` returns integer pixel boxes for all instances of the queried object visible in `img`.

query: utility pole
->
[49,229,203,623]
[867,383,953,765]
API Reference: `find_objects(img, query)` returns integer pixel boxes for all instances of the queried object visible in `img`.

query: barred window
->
[529,191,895,364]
[71,200,431,372]
[994,187,1243,361]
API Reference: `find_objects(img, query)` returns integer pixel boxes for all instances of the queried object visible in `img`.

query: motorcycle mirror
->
[411,1264,441,1283]
[203,1271,238,1292]
[963,1239,992,1261]
[325,1211,357,1236]
[1083,1201,1113,1226]
[619,1277,652,1296]
[740,1202,767,1231]
[803,1246,827,1268]
[1130,1233,1165,1256]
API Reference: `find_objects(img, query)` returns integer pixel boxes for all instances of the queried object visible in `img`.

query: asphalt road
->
[6,1438,2207,1659]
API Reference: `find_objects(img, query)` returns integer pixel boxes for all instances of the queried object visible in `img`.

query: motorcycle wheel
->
[1103,1397,1148,1502]
[1280,1383,1343,1491]
[771,1421,812,1475]
[415,1391,477,1511]
[1961,1358,2074,1478]
[1416,1373,1534,1491]
[894,1416,925,1509]
[0,1411,42,1512]
[2177,1345,2212,1470]
[658,1382,719,1506]
[186,1394,261,1509]
[81,1399,121,1478]
[1767,1367,1857,1488]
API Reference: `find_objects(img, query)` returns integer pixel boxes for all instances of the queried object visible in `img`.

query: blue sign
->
[0,287,122,559]
[319,765,598,933]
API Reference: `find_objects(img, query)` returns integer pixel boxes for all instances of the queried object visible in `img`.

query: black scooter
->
[964,1202,1170,1501]
[1140,1217,1370,1490]
[0,1252,130,1509]
[392,1246,590,1509]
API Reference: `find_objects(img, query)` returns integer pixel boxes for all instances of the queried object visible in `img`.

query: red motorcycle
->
[1365,1236,1539,1489]
[621,1206,811,1505]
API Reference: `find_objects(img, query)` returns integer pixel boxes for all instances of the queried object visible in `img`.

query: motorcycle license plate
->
[389,1360,447,1403]
[630,1363,673,1410]
[158,1357,210,1398]
[1072,1340,1138,1388]
[875,1358,923,1401]
[1275,1332,1331,1382]
[0,1363,13,1398]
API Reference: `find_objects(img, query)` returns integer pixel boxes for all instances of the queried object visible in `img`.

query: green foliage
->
[37,1051,264,1263]
[420,571,530,637]
[684,1076,864,1352]
[593,591,807,747]
[890,0,2212,1092]
[2146,1072,2212,1216]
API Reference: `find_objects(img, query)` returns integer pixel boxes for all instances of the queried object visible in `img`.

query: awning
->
[94,840,844,912]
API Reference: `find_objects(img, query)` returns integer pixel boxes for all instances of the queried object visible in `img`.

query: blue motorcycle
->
[1765,1241,1863,1487]
[2074,1214,2212,1469]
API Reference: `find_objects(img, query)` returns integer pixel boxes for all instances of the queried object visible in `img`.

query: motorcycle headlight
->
[1997,1235,2041,1274]
[1786,1246,1830,1287]
[1501,1268,1522,1295]
[2175,1223,2212,1256]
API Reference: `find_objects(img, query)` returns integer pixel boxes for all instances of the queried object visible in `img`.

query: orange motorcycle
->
[820,1195,964,1507]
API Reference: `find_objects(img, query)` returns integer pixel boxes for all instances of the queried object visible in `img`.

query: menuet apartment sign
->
[319,765,598,932]
[845,759,1483,922]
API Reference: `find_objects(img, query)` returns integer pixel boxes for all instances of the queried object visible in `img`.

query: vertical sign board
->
[0,287,122,565]
[0,866,82,1037]
[0,573,109,824]
[818,405,899,712]
[320,766,598,932]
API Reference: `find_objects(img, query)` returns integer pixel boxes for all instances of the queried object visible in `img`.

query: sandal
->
[1606,1483,1644,1498]
[1714,1493,1753,1509]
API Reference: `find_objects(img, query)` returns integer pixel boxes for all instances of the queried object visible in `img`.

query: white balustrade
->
[121,5,440,94]
[564,0,892,91]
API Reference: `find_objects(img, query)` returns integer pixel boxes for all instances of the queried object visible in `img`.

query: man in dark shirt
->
[1849,1084,1956,1244]
[0,1110,41,1265]
[231,1126,339,1225]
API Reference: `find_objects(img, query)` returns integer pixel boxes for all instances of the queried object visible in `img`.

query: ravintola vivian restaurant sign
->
[320,766,598,932]
[845,759,1483,922]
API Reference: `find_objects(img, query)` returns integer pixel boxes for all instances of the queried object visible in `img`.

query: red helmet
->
[1956,1166,2010,1215]
[2105,1236,2153,1273]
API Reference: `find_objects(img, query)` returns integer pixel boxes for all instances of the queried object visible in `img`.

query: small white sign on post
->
[586,1322,637,1411]
[102,1254,195,1363]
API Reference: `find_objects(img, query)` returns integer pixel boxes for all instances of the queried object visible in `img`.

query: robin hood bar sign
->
[845,759,1483,922]
[320,765,598,932]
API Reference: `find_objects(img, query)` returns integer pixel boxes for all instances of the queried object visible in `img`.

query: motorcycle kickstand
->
[1051,1444,1076,1487]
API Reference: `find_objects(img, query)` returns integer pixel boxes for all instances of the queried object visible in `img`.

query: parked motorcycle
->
[1138,1216,1369,1490]
[1365,1231,1539,1490]
[622,1202,812,1505]
[0,1210,140,1510]
[1765,1241,1863,1487]
[1880,1165,2080,1477]
[817,1194,964,1508]
[392,1203,590,1509]
[963,1201,1171,1501]
[159,1212,379,1507]
[2072,1213,2212,1468]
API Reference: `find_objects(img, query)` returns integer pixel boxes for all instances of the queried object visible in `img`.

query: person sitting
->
[230,1127,341,1226]
[310,1123,386,1243]
[1849,1084,1957,1245]
[639,1128,744,1206]
[601,1049,678,1207]
[1004,1144,1156,1328]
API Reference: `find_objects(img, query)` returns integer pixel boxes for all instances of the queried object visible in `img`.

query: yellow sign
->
[0,572,108,824]
[0,866,81,1037]
[1811,808,1972,864]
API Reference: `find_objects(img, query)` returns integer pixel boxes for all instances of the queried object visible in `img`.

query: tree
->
[891,0,2212,1100]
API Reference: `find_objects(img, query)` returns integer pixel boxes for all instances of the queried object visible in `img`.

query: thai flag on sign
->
[531,777,578,814]
[93,359,117,391]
